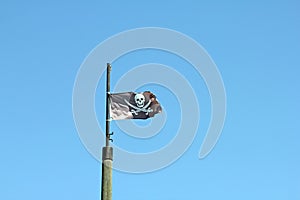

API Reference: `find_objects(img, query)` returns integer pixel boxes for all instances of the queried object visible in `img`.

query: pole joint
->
[102,146,113,161]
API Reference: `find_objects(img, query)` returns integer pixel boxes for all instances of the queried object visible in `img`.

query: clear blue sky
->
[1,1,300,200]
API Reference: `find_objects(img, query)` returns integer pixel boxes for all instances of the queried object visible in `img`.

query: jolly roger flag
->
[109,91,162,120]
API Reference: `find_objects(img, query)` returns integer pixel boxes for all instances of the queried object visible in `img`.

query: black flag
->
[109,91,162,120]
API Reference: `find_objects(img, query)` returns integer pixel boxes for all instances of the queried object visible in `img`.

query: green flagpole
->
[101,63,113,200]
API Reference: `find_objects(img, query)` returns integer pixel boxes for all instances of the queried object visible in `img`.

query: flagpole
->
[105,63,111,147]
[101,63,113,200]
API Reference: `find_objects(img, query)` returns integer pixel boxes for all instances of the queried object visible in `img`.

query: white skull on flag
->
[134,93,145,108]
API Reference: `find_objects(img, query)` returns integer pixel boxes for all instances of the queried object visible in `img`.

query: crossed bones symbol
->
[124,99,153,115]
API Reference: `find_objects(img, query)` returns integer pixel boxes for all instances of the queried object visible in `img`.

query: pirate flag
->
[109,91,162,120]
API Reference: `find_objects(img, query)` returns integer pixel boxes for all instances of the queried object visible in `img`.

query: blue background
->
[1,0,299,199]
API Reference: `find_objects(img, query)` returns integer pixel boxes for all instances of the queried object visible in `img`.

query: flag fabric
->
[109,91,162,120]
